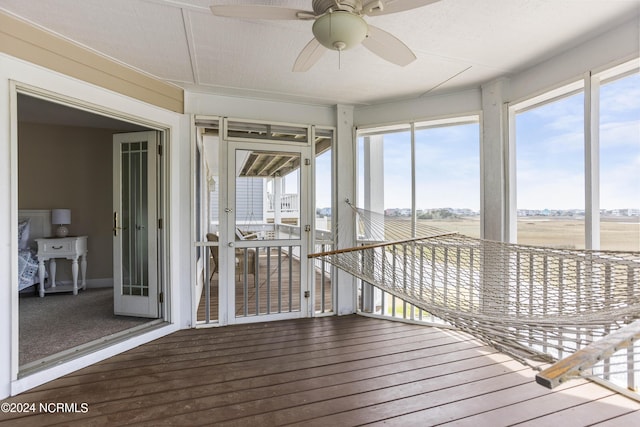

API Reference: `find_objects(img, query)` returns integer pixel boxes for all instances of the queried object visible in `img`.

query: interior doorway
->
[16,92,165,374]
[113,131,161,318]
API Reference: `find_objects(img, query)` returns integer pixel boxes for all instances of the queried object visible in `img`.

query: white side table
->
[35,236,88,298]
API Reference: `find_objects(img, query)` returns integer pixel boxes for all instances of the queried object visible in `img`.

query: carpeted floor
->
[19,287,150,366]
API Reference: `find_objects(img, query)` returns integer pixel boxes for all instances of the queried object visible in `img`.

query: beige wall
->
[18,122,114,282]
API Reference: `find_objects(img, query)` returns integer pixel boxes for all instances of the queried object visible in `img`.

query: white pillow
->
[18,218,30,250]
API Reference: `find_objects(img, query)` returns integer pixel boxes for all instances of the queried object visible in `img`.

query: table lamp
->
[52,209,71,238]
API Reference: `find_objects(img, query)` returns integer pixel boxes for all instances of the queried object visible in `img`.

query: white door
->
[113,131,160,318]
[225,141,311,322]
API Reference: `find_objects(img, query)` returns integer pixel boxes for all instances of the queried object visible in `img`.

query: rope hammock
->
[310,202,640,368]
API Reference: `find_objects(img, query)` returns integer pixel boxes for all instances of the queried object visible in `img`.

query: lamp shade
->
[51,209,71,225]
[312,12,368,51]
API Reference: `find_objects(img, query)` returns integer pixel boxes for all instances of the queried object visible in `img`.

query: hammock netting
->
[311,203,640,366]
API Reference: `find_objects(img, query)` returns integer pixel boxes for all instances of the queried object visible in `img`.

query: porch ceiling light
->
[312,12,368,51]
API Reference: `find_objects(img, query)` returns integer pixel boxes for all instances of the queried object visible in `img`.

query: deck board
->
[595,410,640,426]
[1,315,639,426]
[439,379,617,426]
[360,381,611,426]
[514,392,640,427]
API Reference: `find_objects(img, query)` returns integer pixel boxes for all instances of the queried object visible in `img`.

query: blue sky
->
[314,149,332,208]
[415,124,480,211]
[517,74,640,210]
[599,74,640,210]
[516,91,586,210]
[354,123,480,211]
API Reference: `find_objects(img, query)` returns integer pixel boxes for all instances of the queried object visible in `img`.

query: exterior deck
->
[1,315,639,426]
[197,246,333,323]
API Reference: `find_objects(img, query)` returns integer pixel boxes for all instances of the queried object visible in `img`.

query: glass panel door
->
[113,131,159,318]
[227,143,309,320]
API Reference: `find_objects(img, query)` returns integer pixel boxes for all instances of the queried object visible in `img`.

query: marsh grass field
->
[388,217,639,252]
[517,217,640,251]
[372,216,639,320]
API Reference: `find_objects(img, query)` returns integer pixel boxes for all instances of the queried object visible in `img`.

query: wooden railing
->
[536,320,640,391]
[266,193,299,213]
[357,239,454,325]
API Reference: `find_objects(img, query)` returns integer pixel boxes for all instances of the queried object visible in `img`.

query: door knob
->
[113,212,128,236]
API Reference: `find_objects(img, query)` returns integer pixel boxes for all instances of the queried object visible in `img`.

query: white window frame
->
[356,114,482,238]
[507,58,640,248]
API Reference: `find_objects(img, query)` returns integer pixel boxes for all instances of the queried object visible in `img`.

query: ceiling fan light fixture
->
[312,11,368,51]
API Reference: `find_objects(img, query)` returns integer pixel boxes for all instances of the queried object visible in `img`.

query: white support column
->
[585,72,601,250]
[263,178,269,224]
[410,122,416,237]
[481,78,508,242]
[481,79,510,313]
[506,103,518,244]
[336,104,356,315]
[362,135,385,312]
[274,175,282,227]
[295,169,301,222]
[363,135,385,238]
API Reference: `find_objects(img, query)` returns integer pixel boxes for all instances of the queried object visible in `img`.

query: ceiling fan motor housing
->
[312,11,369,51]
[312,0,361,15]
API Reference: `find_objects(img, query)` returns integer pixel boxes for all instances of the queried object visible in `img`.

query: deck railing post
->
[254,247,259,315]
[443,247,449,308]
[455,246,461,310]
[628,266,637,391]
[558,257,564,360]
[361,245,375,313]
[288,245,293,312]
[266,247,272,314]
[403,243,408,318]
[542,253,549,353]
[419,244,425,321]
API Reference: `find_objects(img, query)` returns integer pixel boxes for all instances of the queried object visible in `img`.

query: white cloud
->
[518,168,585,210]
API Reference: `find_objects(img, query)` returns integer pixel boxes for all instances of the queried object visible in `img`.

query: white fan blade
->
[210,5,314,20]
[362,25,416,66]
[293,38,327,72]
[364,0,440,16]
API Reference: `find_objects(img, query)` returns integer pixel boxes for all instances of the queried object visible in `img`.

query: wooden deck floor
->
[197,249,332,322]
[2,315,639,426]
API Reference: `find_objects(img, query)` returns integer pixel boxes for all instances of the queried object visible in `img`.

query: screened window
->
[357,126,412,240]
[415,120,481,238]
[314,127,335,314]
[512,61,639,250]
[599,72,640,251]
[357,118,480,239]
[515,89,586,249]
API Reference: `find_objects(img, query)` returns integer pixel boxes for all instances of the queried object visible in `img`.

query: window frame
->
[356,114,482,239]
[507,58,640,248]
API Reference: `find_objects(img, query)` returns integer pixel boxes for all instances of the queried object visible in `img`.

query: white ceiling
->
[2,0,639,106]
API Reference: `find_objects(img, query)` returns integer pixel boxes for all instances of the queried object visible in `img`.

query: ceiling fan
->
[210,0,441,72]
